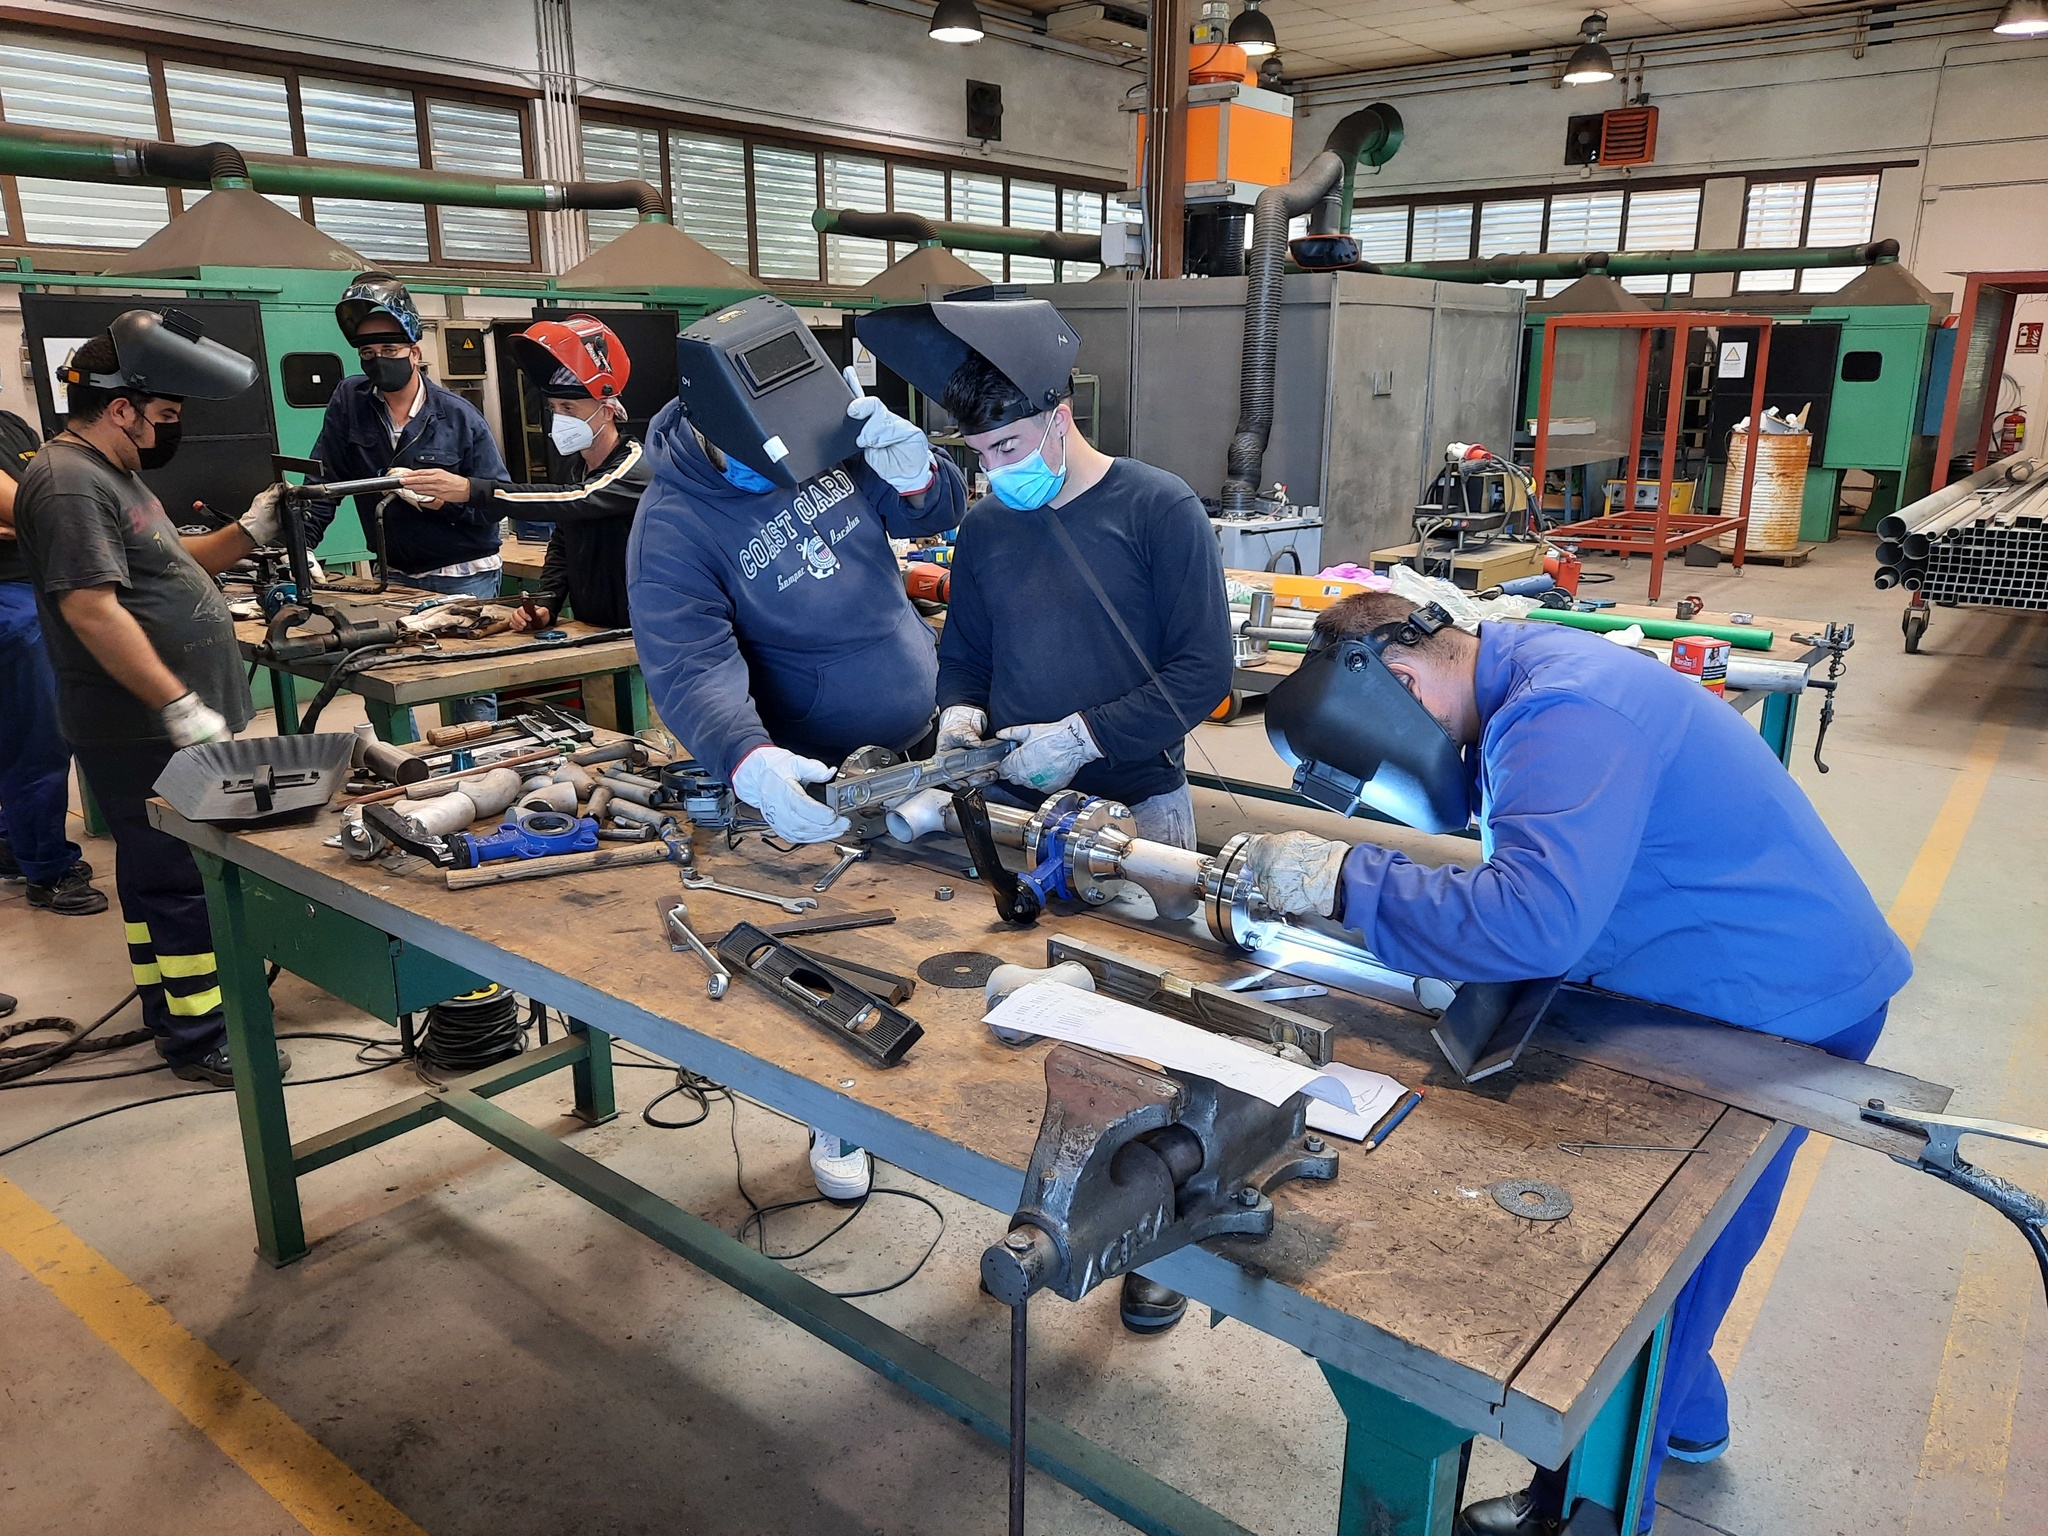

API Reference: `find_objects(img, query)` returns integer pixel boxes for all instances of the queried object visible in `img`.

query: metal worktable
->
[157,802,1784,1536]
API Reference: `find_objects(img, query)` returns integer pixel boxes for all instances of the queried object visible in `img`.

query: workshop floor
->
[3,533,2044,1535]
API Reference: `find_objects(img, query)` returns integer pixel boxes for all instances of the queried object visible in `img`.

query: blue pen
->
[1363,1089,1424,1151]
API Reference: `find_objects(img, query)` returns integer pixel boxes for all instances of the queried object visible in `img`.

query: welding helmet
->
[1264,603,1472,835]
[335,271,424,347]
[60,308,259,402]
[512,315,630,404]
[675,294,860,489]
[855,287,1079,432]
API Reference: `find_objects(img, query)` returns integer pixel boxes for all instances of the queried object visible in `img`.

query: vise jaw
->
[981,1044,1337,1306]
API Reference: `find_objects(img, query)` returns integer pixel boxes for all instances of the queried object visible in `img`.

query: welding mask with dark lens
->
[1264,604,1472,834]
[675,295,860,490]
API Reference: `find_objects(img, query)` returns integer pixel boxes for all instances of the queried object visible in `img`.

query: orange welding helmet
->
[511,315,630,402]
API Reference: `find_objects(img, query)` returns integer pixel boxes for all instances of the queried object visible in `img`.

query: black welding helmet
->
[1264,604,1473,835]
[335,272,424,347]
[855,287,1079,431]
[675,295,861,489]
[61,308,259,402]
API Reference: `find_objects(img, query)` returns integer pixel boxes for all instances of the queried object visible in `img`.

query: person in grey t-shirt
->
[13,312,286,1086]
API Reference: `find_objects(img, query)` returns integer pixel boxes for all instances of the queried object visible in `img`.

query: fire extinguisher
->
[1998,407,2027,457]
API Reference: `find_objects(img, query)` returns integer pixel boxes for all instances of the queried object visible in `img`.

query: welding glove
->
[937,704,989,752]
[1242,831,1350,920]
[161,691,230,749]
[237,483,284,547]
[844,367,936,495]
[996,714,1101,794]
[733,744,851,845]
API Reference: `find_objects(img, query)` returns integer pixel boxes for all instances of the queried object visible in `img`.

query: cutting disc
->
[917,951,1003,990]
[1489,1179,1573,1222]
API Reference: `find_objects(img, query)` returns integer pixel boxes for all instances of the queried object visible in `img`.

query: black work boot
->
[166,1041,293,1086]
[25,862,109,916]
[1457,1488,1558,1536]
[1118,1273,1187,1334]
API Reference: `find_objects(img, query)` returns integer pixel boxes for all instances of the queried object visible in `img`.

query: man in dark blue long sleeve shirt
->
[1243,593,1911,1534]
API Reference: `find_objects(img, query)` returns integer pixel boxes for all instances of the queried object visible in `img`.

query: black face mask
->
[125,414,182,472]
[364,354,414,393]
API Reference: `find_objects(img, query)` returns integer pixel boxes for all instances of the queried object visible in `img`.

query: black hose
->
[134,139,251,188]
[560,178,666,218]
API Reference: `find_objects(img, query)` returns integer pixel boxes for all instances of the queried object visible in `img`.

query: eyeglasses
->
[357,342,413,359]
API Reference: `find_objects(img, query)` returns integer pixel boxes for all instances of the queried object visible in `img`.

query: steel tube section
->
[812,207,1100,263]
[1875,457,2025,540]
[1376,241,1897,283]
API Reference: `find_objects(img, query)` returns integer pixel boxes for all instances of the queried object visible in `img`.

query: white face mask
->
[549,409,598,455]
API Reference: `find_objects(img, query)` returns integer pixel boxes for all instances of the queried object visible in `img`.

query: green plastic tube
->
[1525,608,1775,651]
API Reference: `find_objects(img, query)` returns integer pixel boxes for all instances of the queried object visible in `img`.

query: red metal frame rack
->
[1931,270,2048,488]
[1532,311,1775,601]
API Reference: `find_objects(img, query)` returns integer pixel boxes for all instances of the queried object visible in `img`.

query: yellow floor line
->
[1905,1006,2048,1533]
[0,1174,427,1536]
[1711,696,2016,1377]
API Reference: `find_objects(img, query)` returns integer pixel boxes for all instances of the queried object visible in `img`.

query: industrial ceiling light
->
[1229,0,1279,57]
[929,0,985,43]
[1993,0,2048,34]
[1563,12,1616,85]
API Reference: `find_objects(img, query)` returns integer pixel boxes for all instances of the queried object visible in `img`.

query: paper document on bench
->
[983,981,1358,1111]
[1305,1063,1407,1141]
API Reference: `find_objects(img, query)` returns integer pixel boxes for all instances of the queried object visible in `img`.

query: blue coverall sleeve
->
[1075,492,1233,760]
[1335,692,1662,982]
[934,513,993,712]
[627,536,773,782]
[852,453,967,538]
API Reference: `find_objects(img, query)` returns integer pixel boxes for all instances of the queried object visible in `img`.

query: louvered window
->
[1619,186,1699,296]
[301,77,428,264]
[0,35,166,245]
[1737,180,1805,293]
[1540,191,1623,295]
[823,153,887,285]
[1008,180,1057,286]
[1353,206,1409,264]
[1479,199,1544,294]
[581,122,663,248]
[669,131,750,269]
[161,63,298,217]
[1799,174,1880,292]
[889,163,948,269]
[428,101,530,264]
[753,145,820,280]
[1409,204,1473,262]
[951,170,1006,282]
[1060,187,1104,281]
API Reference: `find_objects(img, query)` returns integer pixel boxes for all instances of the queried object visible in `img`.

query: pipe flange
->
[1490,1179,1573,1222]
[1202,833,1262,948]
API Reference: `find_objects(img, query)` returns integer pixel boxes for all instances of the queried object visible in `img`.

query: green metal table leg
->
[267,668,301,735]
[1760,692,1798,768]
[1319,1362,1471,1536]
[77,768,107,839]
[568,1016,617,1126]
[1559,1315,1670,1533]
[364,698,415,744]
[617,667,649,734]
[193,851,306,1266]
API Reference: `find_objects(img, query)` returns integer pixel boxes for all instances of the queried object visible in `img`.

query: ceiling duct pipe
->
[813,207,1103,264]
[1221,106,1399,515]
[1363,239,1899,284]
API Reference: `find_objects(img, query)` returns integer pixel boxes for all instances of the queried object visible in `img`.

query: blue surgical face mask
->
[719,454,777,494]
[985,414,1068,511]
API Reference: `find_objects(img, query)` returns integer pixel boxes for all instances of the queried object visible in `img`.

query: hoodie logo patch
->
[736,468,857,581]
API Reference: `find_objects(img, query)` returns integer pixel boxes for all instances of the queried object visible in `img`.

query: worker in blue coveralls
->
[1238,591,1912,1536]
[627,296,966,1207]
[855,292,1233,1338]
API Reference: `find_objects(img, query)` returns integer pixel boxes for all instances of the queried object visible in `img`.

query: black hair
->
[61,332,125,424]
[1313,592,1466,660]
[941,352,1067,436]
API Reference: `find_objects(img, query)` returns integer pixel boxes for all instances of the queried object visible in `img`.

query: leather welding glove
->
[237,483,284,547]
[732,744,851,844]
[161,692,230,748]
[996,713,1101,794]
[1242,831,1350,919]
[843,367,936,495]
[935,704,1000,788]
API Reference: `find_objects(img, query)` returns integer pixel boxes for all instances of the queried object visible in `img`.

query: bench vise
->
[980,1044,1337,1306]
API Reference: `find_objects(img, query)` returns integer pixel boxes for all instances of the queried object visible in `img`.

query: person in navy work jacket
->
[855,292,1232,1340]
[1240,592,1913,1536]
[301,273,510,722]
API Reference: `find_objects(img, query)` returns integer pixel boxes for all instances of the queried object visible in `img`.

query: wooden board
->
[165,799,1777,1451]
[501,537,551,580]
[1369,540,1547,590]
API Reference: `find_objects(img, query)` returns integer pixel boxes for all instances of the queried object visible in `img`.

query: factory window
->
[753,145,822,281]
[1351,206,1409,265]
[0,34,166,246]
[1537,191,1623,295]
[1478,199,1546,293]
[426,101,533,266]
[1618,186,1701,297]
[1009,180,1058,286]
[668,131,751,270]
[1061,188,1105,282]
[1740,173,1878,293]
[951,170,1008,283]
[824,153,889,286]
[161,63,300,218]
[580,123,663,248]
[301,78,432,265]
[1409,203,1474,262]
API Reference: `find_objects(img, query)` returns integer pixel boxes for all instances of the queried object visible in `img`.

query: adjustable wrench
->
[679,870,817,913]
[813,843,868,893]
[660,899,730,999]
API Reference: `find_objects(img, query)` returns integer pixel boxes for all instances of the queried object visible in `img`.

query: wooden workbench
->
[235,592,644,743]
[500,535,551,583]
[158,792,1782,1535]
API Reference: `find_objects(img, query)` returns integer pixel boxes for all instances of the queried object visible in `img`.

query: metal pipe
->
[1373,240,1899,284]
[1875,457,2023,540]
[812,208,1102,263]
[1875,567,1901,590]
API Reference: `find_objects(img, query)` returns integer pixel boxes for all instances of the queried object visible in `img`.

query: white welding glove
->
[732,744,851,844]
[1242,831,1350,919]
[996,713,1101,794]
[161,691,230,748]
[844,366,935,495]
[237,483,284,546]
[937,704,989,752]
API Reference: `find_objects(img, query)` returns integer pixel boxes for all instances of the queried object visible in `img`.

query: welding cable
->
[294,641,401,734]
[0,989,145,1086]
[414,986,526,1078]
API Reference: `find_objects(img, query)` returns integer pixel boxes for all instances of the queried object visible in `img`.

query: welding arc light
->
[1229,1,1279,57]
[1563,12,1615,85]
[1993,0,2048,35]
[930,0,985,43]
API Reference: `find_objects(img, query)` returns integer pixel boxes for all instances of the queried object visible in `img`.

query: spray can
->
[1670,635,1731,696]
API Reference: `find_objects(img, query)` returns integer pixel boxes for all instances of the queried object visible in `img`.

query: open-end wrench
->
[679,870,817,913]
[660,899,730,999]
[813,843,868,893]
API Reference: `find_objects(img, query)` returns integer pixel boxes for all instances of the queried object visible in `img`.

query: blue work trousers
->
[1531,1003,1890,1531]
[0,580,83,884]
[401,568,502,723]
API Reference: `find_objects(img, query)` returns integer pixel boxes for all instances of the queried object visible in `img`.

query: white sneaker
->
[808,1126,872,1202]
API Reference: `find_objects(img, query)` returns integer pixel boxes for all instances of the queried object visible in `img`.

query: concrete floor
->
[2,533,2044,1535]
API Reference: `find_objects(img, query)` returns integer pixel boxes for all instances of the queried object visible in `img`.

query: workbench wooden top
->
[501,537,551,580]
[160,797,1775,1456]
[234,599,638,704]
